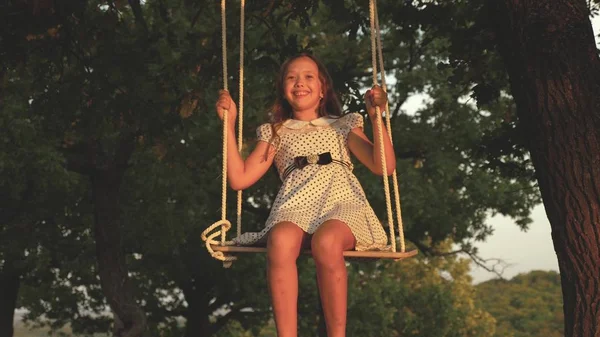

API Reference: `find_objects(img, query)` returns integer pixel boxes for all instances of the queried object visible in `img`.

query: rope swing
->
[201,0,417,266]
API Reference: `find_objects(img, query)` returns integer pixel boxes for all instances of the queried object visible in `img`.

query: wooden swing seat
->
[210,244,418,260]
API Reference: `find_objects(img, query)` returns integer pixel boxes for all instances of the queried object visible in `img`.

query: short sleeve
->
[256,123,273,143]
[346,112,364,130]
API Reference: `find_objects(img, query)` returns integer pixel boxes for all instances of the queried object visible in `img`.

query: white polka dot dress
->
[233,112,389,251]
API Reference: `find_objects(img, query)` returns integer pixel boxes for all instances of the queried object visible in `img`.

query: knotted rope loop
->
[201,219,237,267]
[201,0,246,265]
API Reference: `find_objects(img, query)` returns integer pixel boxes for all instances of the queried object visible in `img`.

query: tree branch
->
[128,0,148,32]
[262,0,280,18]
[407,235,509,279]
[158,0,170,23]
[63,141,95,175]
[461,248,510,279]
[0,180,33,225]
[114,130,136,171]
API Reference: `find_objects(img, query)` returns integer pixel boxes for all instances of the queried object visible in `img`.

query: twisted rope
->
[201,0,242,266]
[201,220,235,267]
[237,0,245,238]
[373,0,405,252]
[369,0,395,252]
[369,0,407,252]
[220,0,228,245]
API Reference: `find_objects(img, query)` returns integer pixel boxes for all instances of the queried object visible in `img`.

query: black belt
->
[281,152,350,181]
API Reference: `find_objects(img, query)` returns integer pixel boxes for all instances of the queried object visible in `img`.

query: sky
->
[463,16,600,283]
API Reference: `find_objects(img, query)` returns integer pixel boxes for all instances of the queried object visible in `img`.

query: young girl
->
[215,53,396,337]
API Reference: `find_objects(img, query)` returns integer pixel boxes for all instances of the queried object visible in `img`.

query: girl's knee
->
[267,222,305,265]
[311,221,355,267]
[311,231,345,265]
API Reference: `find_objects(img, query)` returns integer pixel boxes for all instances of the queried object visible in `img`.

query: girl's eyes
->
[286,75,314,80]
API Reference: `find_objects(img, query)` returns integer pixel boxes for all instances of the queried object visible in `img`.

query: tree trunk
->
[91,169,147,337]
[182,283,212,337]
[0,258,20,337]
[494,1,600,337]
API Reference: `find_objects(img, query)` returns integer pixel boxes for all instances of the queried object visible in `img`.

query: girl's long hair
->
[271,53,343,123]
[267,53,344,147]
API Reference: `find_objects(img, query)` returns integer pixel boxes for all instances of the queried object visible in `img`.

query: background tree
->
[0,0,561,336]
[344,241,496,337]
[215,242,497,337]
[494,3,600,336]
[437,0,600,335]
[477,270,564,337]
[0,46,89,337]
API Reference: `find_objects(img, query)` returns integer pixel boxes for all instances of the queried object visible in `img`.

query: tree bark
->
[494,1,600,337]
[91,168,147,337]
[0,258,20,337]
[181,282,212,337]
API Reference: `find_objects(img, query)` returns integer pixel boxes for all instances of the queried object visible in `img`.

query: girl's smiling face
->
[283,56,323,119]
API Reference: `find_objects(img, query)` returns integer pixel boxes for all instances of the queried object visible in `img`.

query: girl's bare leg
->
[267,222,308,337]
[311,220,356,337]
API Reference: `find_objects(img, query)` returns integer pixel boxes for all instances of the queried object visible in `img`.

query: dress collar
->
[282,116,338,130]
